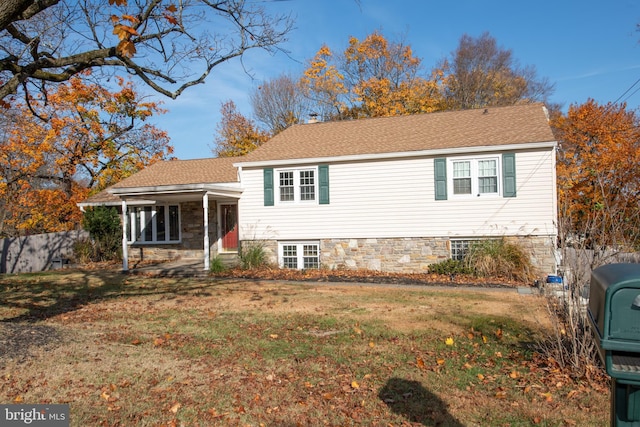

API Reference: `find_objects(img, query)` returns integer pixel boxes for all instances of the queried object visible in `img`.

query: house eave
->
[110,183,243,199]
[233,140,558,168]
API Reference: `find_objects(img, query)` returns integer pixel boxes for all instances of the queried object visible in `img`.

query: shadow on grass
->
[0,269,220,323]
[379,377,464,426]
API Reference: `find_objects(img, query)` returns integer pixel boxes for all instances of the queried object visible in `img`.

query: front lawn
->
[0,270,608,426]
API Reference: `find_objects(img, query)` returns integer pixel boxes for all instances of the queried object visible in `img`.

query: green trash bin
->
[588,263,640,426]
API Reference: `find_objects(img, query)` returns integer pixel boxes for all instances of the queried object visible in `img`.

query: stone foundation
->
[243,235,557,274]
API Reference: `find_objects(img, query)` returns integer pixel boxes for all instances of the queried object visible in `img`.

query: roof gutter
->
[110,182,243,197]
[233,140,557,168]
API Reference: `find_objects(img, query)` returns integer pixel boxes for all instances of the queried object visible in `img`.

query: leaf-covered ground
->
[214,266,529,288]
[0,270,608,426]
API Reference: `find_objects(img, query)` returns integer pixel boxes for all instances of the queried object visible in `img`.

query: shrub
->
[239,241,268,269]
[428,259,473,275]
[76,206,121,262]
[209,256,226,273]
[465,238,537,283]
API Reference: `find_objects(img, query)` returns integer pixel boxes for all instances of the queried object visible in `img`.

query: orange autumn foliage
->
[0,76,172,237]
[214,100,270,157]
[552,99,640,248]
[301,31,444,120]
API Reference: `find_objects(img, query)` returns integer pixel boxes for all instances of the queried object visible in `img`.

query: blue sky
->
[148,0,640,159]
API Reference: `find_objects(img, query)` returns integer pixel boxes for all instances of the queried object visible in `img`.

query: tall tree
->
[0,0,293,101]
[250,74,309,135]
[552,99,640,250]
[301,31,443,120]
[0,76,171,236]
[437,32,554,109]
[213,100,269,157]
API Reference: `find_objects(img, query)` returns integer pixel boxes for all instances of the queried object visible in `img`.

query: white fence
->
[0,230,89,274]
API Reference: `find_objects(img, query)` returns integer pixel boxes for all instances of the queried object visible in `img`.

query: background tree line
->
[1,0,639,259]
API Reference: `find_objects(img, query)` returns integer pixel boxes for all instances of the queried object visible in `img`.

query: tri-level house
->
[79,103,559,274]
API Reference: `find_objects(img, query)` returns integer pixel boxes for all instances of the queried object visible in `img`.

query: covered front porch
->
[111,183,242,272]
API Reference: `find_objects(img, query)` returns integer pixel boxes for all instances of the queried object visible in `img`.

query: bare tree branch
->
[0,0,294,102]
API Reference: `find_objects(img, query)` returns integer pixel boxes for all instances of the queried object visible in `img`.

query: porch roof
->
[112,157,238,189]
[107,157,242,201]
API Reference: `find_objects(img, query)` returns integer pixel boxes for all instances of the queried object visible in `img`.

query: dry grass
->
[0,270,608,426]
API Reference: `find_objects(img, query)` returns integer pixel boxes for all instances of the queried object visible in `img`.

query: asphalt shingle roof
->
[105,104,553,192]
[238,103,554,163]
[111,156,238,189]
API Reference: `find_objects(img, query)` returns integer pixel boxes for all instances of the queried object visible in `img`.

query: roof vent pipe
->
[307,113,319,124]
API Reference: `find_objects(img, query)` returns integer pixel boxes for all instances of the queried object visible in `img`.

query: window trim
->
[448,155,501,198]
[127,204,181,244]
[278,241,321,269]
[275,167,319,204]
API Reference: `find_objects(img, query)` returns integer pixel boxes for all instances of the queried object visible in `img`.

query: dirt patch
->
[0,323,63,361]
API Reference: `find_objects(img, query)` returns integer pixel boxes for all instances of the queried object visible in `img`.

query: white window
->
[450,156,500,197]
[277,168,317,203]
[278,241,320,269]
[127,205,180,244]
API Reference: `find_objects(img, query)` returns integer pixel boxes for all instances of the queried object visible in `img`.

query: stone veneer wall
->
[128,200,218,262]
[245,235,557,275]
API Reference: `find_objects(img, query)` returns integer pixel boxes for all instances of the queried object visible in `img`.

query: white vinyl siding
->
[238,148,556,241]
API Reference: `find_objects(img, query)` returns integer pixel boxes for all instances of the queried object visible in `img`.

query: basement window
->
[279,241,320,269]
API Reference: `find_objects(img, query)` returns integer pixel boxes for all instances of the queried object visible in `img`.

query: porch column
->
[121,200,128,272]
[203,193,210,271]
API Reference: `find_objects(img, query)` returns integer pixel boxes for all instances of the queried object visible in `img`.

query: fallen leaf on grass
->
[509,370,519,379]
[445,337,454,346]
[269,334,278,339]
[13,395,23,403]
[351,381,360,389]
[170,403,181,414]
[416,357,426,370]
[567,389,579,399]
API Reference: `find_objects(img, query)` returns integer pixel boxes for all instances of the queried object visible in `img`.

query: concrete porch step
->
[216,253,239,268]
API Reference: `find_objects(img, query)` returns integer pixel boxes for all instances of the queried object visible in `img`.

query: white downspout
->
[121,200,129,272]
[203,192,210,271]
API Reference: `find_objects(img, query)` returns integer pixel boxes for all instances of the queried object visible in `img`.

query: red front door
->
[221,204,238,251]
